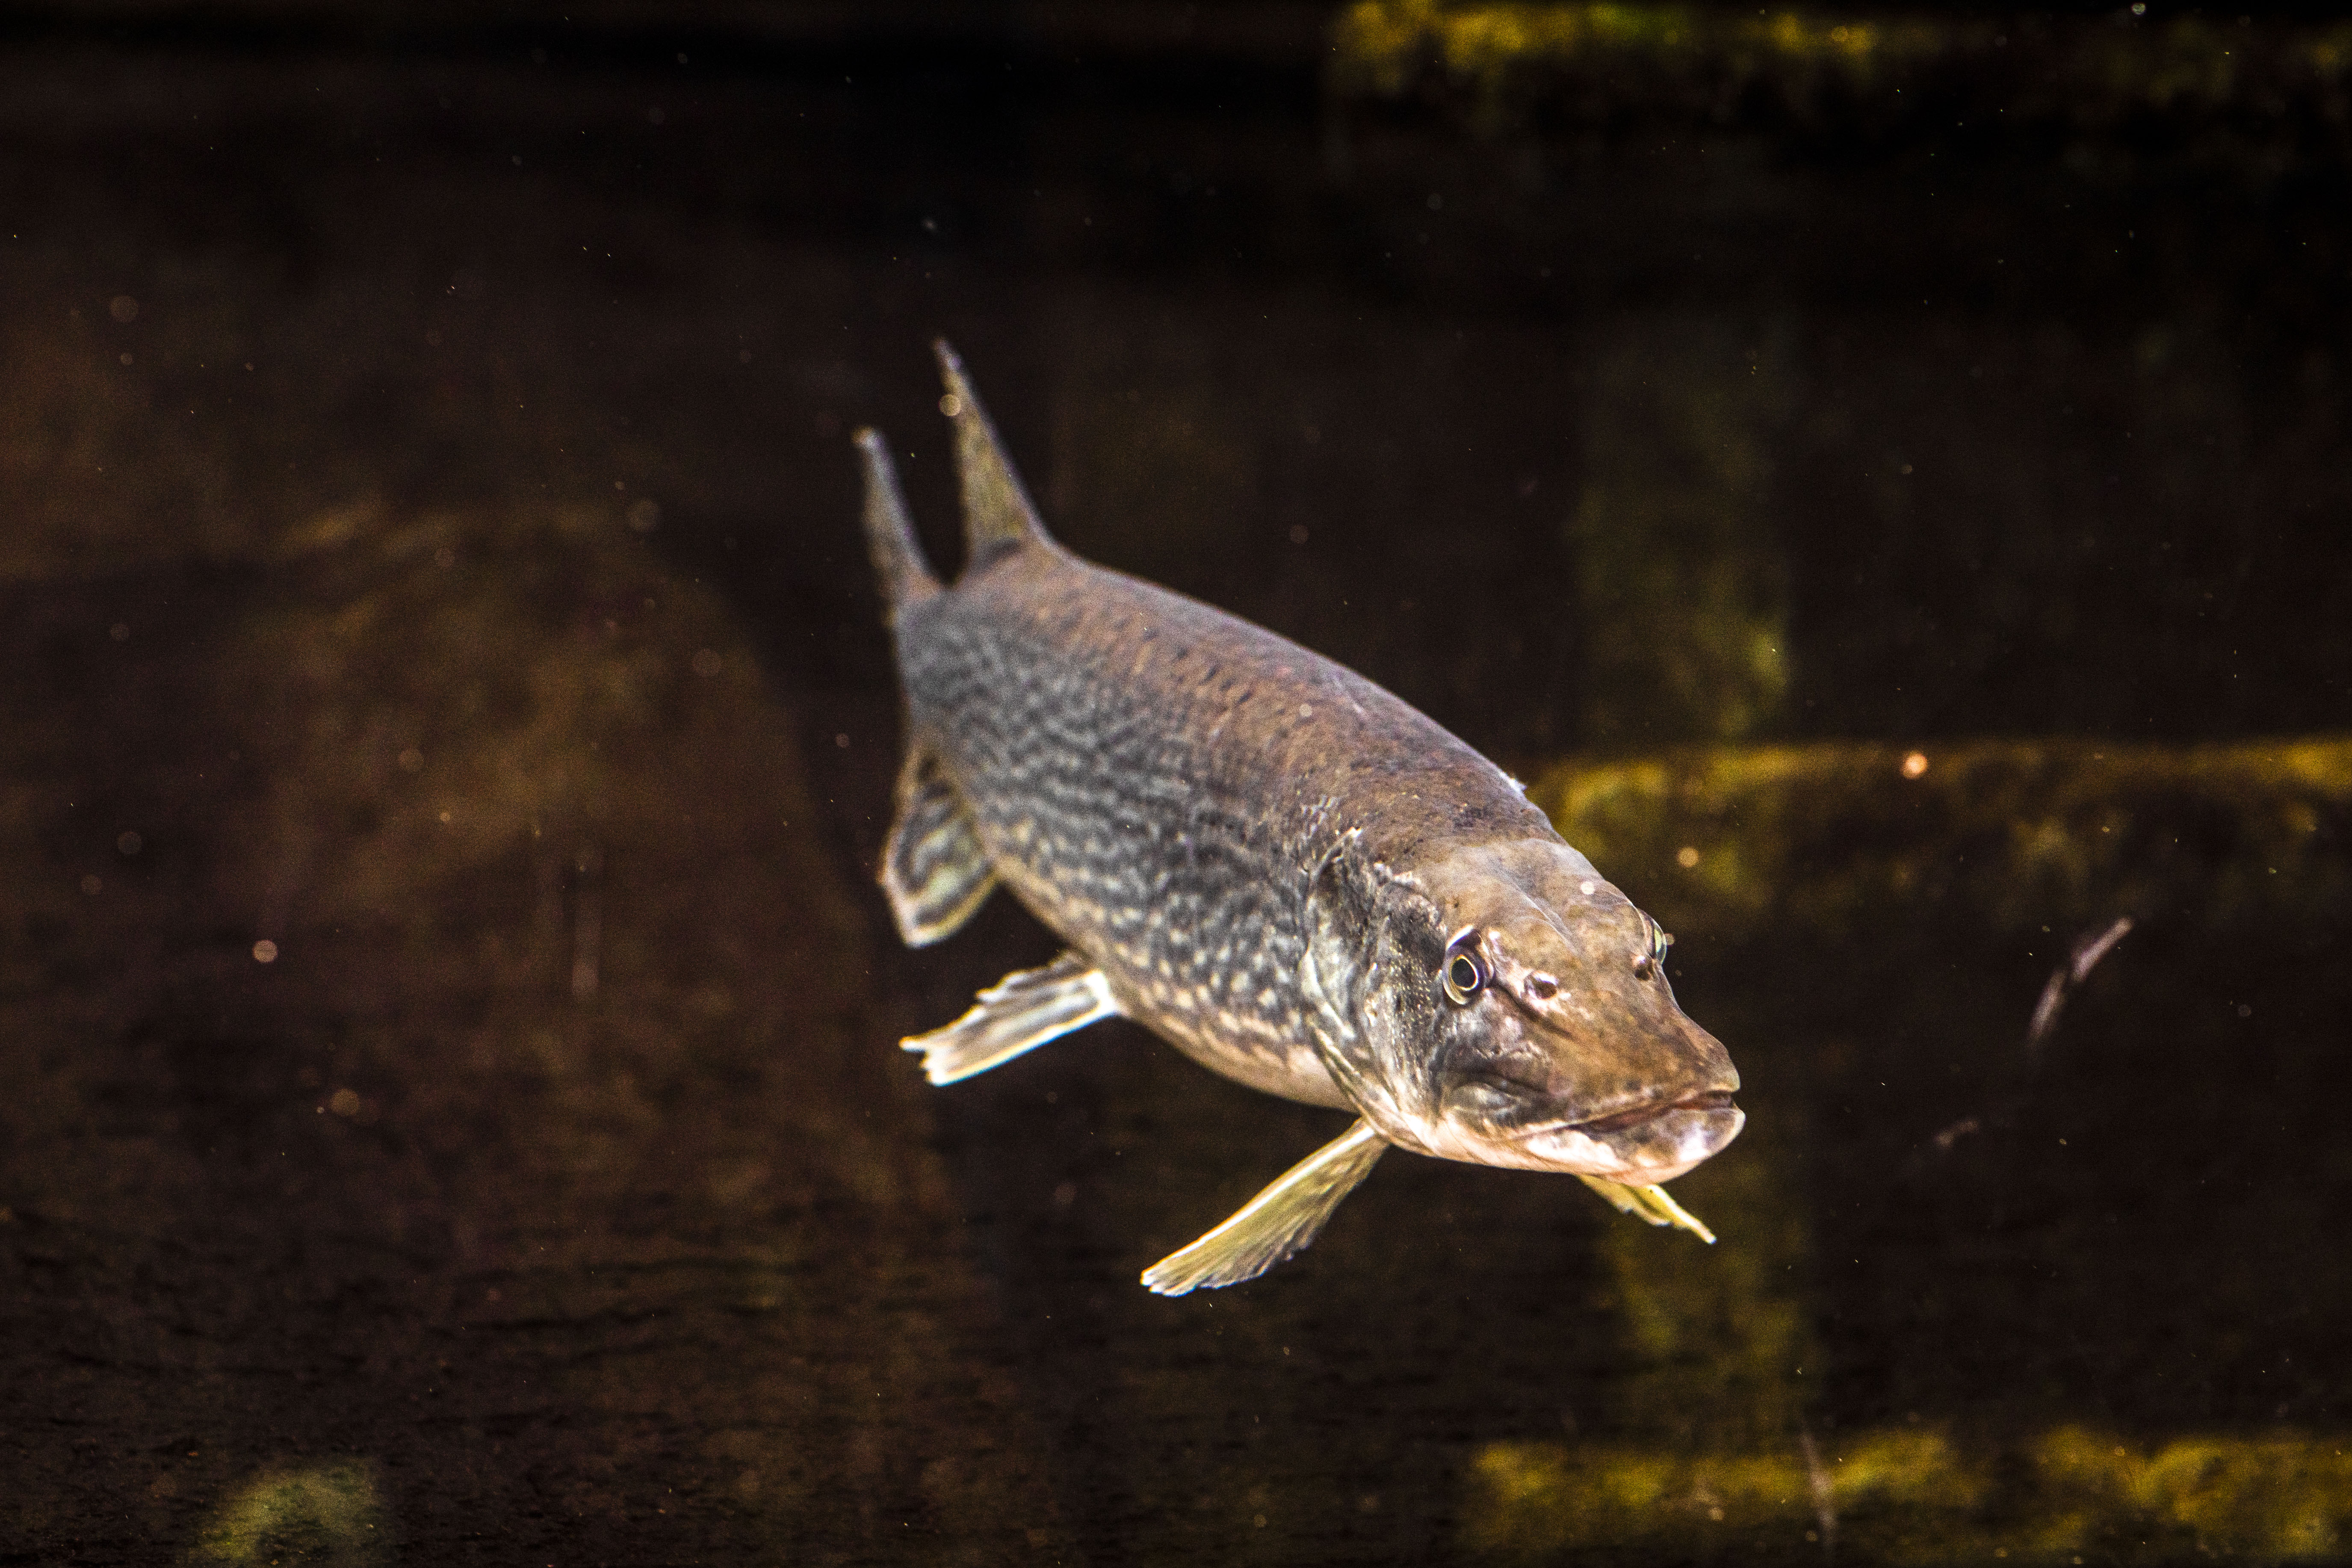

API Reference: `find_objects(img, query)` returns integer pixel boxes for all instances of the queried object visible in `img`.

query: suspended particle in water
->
[252,939,278,963]
[1902,751,1929,778]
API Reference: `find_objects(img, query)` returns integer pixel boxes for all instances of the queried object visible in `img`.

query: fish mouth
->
[1518,1090,1744,1181]
[1567,1089,1740,1139]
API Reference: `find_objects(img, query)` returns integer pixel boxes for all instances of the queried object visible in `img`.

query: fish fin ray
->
[1576,1174,1717,1244]
[854,428,940,619]
[934,340,1055,570]
[881,746,996,946]
[902,951,1120,1085]
[1142,1119,1389,1296]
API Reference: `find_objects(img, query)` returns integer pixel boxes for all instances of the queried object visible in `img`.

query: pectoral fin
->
[903,951,1120,1085]
[1142,1119,1389,1296]
[881,746,996,947]
[1576,1174,1717,1244]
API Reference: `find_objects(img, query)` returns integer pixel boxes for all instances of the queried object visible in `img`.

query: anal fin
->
[881,745,996,947]
[904,951,1120,1085]
[1576,1173,1717,1244]
[1142,1119,1389,1296]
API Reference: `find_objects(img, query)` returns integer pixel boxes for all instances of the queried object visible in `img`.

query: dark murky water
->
[4,9,2350,1563]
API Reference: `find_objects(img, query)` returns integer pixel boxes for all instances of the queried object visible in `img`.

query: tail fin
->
[855,428,941,624]
[935,340,1055,573]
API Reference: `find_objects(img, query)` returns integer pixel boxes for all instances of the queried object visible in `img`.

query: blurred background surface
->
[3,1,2350,1562]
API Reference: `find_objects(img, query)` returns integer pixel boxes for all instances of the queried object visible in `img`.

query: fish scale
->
[859,343,1743,1294]
[906,545,1528,1106]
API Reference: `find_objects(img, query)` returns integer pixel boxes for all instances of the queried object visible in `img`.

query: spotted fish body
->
[901,545,1529,1108]
[864,345,1744,1294]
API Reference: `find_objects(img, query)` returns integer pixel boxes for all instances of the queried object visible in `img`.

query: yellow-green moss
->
[1466,1427,1982,1558]
[192,1463,387,1567]
[1570,322,1795,744]
[1598,1096,1815,1450]
[1334,1,2352,132]
[1528,738,2352,945]
[1466,1426,2352,1561]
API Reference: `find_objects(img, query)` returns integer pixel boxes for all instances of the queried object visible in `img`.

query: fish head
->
[1312,837,1743,1182]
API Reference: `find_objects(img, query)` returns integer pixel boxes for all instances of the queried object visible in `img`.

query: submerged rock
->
[0,501,1058,1562]
[1530,738,2352,945]
[1335,1,2352,145]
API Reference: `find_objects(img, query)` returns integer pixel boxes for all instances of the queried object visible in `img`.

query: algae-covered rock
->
[1529,738,2352,946]
[1463,1424,2352,1563]
[1570,319,1796,744]
[192,1462,389,1568]
[1334,0,2352,142]
[0,501,1059,1562]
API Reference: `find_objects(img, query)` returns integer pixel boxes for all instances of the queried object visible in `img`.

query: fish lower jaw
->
[1399,1104,1744,1180]
[1529,1128,1703,1181]
[1389,1120,1666,1178]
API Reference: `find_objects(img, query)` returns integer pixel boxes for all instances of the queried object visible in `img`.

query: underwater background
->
[3,0,2349,1561]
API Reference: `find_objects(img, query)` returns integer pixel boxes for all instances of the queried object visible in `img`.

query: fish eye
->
[1442,940,1488,1005]
[1633,919,1674,978]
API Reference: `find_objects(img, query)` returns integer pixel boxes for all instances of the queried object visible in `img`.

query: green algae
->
[192,1463,388,1567]
[1334,0,2352,139]
[1528,738,2352,946]
[1465,1425,2352,1562]
[1468,1426,1983,1558]
[1571,321,1796,744]
[1597,1106,1815,1451]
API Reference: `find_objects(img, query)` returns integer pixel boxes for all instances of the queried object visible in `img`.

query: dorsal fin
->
[854,427,940,623]
[934,339,1055,572]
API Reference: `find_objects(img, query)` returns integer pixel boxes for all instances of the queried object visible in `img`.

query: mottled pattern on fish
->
[898,543,1548,1107]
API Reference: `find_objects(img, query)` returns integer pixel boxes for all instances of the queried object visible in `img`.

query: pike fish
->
[860,344,1744,1295]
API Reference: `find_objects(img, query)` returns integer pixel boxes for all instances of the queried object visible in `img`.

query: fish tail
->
[934,339,1057,573]
[854,427,940,623]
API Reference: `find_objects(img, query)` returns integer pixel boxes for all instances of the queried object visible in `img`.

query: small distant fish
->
[860,344,1744,1294]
